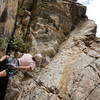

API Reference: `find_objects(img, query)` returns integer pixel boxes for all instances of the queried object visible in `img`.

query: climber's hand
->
[5,65,16,77]
[0,55,9,62]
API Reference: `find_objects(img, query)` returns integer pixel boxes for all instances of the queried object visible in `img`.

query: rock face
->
[10,0,86,57]
[0,0,18,54]
[0,0,100,100]
[6,19,100,100]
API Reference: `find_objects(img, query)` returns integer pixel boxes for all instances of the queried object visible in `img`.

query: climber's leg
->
[0,77,9,100]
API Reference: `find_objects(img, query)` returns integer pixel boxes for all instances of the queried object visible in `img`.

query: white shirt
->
[18,54,36,70]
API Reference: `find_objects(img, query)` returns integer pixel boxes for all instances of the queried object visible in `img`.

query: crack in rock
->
[83,83,100,100]
[29,76,63,100]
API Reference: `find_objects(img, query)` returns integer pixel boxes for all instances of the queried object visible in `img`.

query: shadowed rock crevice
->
[0,8,7,22]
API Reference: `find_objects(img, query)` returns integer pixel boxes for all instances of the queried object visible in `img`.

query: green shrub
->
[10,35,32,53]
[0,37,8,50]
[18,8,26,17]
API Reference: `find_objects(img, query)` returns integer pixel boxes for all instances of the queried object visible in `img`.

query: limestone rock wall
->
[0,0,6,17]
[6,19,100,100]
[0,0,100,100]
[11,0,86,60]
[0,0,18,54]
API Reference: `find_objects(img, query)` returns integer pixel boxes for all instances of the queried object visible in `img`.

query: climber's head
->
[32,53,42,67]
[33,53,42,62]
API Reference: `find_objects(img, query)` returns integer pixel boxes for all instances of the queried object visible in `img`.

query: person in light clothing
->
[0,53,42,77]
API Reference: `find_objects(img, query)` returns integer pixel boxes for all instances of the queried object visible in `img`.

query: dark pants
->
[0,77,9,100]
[0,57,18,100]
[0,59,9,100]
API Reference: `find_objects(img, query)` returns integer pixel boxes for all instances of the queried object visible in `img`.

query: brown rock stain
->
[58,63,73,98]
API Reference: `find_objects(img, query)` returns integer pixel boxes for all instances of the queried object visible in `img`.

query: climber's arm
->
[0,70,7,77]
[16,62,36,71]
[15,66,32,71]
[0,66,33,77]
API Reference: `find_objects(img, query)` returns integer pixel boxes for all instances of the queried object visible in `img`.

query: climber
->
[0,53,42,77]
